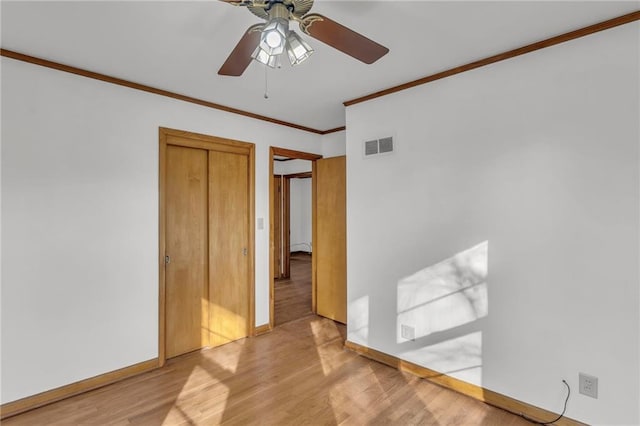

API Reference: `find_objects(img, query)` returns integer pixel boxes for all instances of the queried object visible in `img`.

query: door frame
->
[281,172,311,277]
[269,147,322,328]
[159,127,255,366]
[274,174,296,279]
[272,174,290,279]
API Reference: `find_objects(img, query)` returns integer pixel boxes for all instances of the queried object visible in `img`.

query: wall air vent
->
[363,136,394,158]
[378,137,394,153]
[364,140,379,156]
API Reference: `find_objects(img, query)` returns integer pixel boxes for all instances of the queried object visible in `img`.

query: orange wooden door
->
[165,145,209,358]
[314,156,347,324]
[273,175,282,279]
[208,150,251,347]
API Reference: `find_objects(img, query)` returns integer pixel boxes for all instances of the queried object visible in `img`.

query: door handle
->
[243,248,247,256]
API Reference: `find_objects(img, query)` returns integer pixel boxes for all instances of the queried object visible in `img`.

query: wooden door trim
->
[311,161,318,314]
[159,136,166,365]
[285,171,312,179]
[273,174,282,280]
[247,143,256,338]
[159,127,255,366]
[269,147,322,329]
[272,174,291,279]
[269,152,275,328]
[163,128,253,155]
[272,147,322,161]
[282,177,291,278]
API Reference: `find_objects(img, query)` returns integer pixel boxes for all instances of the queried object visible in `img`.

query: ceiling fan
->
[218,0,389,76]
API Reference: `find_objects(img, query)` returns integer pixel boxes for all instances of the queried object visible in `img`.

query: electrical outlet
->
[579,373,598,399]
[401,324,415,341]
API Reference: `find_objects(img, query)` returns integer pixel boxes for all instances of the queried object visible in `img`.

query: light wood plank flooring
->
[275,252,312,326]
[4,315,531,425]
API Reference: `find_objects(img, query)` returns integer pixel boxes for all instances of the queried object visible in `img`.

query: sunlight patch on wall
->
[397,241,488,342]
[347,295,370,346]
[401,332,483,386]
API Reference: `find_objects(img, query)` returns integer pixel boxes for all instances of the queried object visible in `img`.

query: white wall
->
[321,130,346,158]
[273,160,312,253]
[273,159,311,175]
[289,178,312,253]
[0,57,322,403]
[345,23,639,426]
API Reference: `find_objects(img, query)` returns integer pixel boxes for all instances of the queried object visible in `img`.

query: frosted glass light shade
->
[260,18,288,56]
[286,31,314,66]
[252,45,279,68]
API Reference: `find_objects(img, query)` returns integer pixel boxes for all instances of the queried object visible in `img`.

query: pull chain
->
[264,65,269,99]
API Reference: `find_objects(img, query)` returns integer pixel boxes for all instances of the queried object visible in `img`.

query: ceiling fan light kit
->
[249,1,313,68]
[219,0,389,76]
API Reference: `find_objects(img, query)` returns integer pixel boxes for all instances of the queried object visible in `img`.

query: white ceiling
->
[2,1,637,131]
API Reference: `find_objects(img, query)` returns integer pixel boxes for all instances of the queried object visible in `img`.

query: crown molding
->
[6,11,636,134]
[344,10,640,107]
[0,48,347,135]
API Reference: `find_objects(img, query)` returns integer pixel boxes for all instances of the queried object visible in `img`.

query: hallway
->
[274,252,312,326]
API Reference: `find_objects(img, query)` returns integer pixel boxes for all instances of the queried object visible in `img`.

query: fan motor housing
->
[248,0,314,20]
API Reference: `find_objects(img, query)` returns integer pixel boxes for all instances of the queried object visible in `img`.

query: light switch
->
[257,218,264,230]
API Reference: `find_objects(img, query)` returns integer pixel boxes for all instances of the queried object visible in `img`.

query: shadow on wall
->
[397,241,489,386]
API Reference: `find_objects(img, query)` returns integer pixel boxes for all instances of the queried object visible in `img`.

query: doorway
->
[269,147,346,329]
[273,156,313,326]
[159,127,255,365]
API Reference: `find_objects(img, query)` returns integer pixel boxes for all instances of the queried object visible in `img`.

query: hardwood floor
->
[275,252,312,326]
[4,315,532,425]
[5,253,532,425]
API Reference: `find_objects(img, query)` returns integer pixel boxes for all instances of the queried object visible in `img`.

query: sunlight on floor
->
[329,363,391,422]
[162,364,230,425]
[310,318,345,376]
[203,338,246,374]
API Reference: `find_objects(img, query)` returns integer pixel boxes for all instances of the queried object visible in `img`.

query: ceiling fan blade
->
[218,24,262,76]
[218,0,252,5]
[300,14,388,64]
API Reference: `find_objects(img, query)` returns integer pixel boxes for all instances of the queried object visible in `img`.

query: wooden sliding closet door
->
[208,151,250,347]
[161,128,254,362]
[165,145,209,358]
